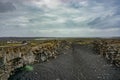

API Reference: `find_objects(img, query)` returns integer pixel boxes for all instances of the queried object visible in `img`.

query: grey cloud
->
[0,1,16,13]
[88,17,102,26]
[88,15,120,29]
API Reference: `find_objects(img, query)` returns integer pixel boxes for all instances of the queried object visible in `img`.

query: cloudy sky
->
[0,0,120,37]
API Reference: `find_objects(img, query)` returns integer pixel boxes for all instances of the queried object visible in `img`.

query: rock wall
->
[0,40,71,80]
[93,40,120,67]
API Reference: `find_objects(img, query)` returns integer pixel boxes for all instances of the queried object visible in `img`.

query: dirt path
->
[8,44,120,80]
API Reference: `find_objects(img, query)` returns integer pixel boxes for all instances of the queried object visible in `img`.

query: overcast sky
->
[0,0,120,37]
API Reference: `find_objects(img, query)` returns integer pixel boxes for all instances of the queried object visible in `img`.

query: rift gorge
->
[0,38,120,80]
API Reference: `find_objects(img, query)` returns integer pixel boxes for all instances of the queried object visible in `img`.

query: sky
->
[0,0,120,37]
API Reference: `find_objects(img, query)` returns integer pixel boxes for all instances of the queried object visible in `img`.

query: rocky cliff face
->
[0,40,71,80]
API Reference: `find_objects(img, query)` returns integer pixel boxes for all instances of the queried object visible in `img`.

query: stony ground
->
[8,44,120,80]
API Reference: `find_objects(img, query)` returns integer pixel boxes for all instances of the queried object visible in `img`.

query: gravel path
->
[8,44,120,80]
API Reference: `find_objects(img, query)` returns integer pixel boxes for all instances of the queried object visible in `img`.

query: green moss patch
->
[22,65,33,71]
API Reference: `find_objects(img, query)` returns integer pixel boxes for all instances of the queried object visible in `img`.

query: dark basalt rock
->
[0,40,72,80]
[93,40,120,67]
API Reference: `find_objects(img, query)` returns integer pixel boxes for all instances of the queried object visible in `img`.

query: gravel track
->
[8,44,120,80]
